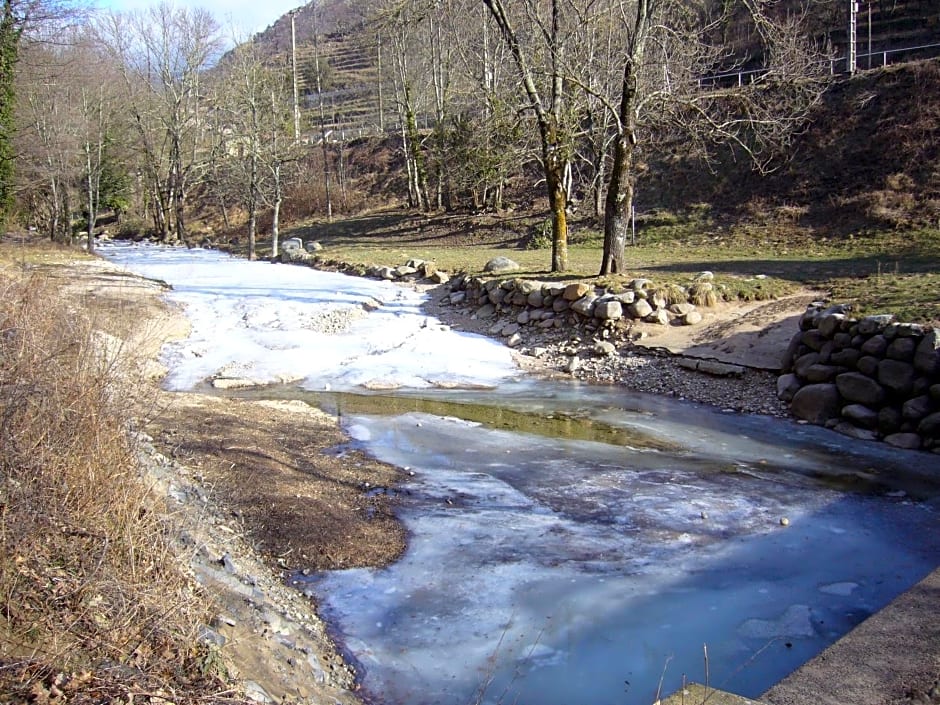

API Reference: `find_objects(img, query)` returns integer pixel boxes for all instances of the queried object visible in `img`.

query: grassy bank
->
[276,212,940,325]
[0,247,244,703]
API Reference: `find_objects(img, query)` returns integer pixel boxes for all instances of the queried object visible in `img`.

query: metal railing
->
[699,39,940,88]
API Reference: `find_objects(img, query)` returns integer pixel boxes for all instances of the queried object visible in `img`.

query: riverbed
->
[102,243,940,705]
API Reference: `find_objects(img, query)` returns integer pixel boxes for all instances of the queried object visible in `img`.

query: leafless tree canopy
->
[8,0,833,267]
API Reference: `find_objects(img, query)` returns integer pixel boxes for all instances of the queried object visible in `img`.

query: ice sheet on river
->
[304,408,940,705]
[101,243,519,391]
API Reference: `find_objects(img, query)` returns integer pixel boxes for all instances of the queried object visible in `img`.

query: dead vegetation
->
[0,267,249,703]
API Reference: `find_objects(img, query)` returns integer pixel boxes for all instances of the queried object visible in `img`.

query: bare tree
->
[101,4,220,242]
[481,0,592,272]
[215,37,298,260]
[597,0,829,274]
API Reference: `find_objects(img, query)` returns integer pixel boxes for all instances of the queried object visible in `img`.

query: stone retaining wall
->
[778,304,940,453]
[445,272,709,341]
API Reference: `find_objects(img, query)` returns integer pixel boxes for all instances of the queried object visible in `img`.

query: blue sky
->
[94,0,301,35]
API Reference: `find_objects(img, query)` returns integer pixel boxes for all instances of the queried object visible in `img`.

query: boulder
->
[594,341,617,356]
[878,406,904,434]
[563,283,593,301]
[646,309,670,326]
[886,337,917,361]
[791,384,842,424]
[883,433,922,450]
[304,240,323,252]
[841,404,880,429]
[857,314,894,335]
[856,356,880,377]
[595,300,623,320]
[281,237,304,251]
[793,352,821,378]
[777,373,802,402]
[527,291,545,308]
[817,314,845,338]
[682,311,703,326]
[914,330,940,376]
[833,422,879,441]
[902,395,933,421]
[860,335,888,357]
[474,304,497,319]
[917,412,940,439]
[571,295,598,317]
[484,256,520,274]
[627,299,653,319]
[801,330,829,352]
[836,372,886,406]
[877,359,916,396]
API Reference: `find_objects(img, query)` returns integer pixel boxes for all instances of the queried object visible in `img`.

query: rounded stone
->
[902,395,933,421]
[877,359,916,397]
[836,372,886,407]
[777,373,802,402]
[801,329,829,352]
[860,335,888,358]
[918,412,940,439]
[484,256,520,274]
[628,299,654,319]
[856,356,880,377]
[878,406,903,434]
[563,282,593,301]
[595,300,624,320]
[791,384,841,424]
[841,403,880,429]
[886,337,917,362]
[883,433,922,450]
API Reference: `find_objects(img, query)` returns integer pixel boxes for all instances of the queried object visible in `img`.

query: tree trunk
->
[546,156,568,272]
[600,57,639,276]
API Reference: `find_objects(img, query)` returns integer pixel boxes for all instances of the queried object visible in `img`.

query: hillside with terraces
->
[244,0,940,141]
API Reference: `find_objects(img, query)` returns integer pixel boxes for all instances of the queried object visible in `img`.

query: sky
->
[94,0,301,35]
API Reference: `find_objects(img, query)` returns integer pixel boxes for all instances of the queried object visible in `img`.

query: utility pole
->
[847,0,858,74]
[290,8,301,142]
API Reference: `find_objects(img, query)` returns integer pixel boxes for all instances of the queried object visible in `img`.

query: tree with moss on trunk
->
[596,0,829,275]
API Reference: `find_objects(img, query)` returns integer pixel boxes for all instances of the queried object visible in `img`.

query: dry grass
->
[0,268,245,703]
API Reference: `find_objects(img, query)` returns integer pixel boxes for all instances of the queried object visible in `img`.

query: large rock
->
[841,403,880,429]
[817,313,846,338]
[801,329,829,352]
[878,359,916,396]
[777,373,802,402]
[914,330,940,376]
[917,412,940,439]
[627,299,653,319]
[563,282,592,301]
[281,237,304,251]
[595,300,623,320]
[860,335,888,357]
[791,384,842,424]
[484,256,520,274]
[836,372,886,406]
[793,352,821,378]
[902,395,933,421]
[884,433,922,450]
[857,314,894,335]
[886,336,917,361]
[570,295,598,317]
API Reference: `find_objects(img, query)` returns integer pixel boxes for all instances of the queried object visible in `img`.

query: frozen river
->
[103,244,940,704]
